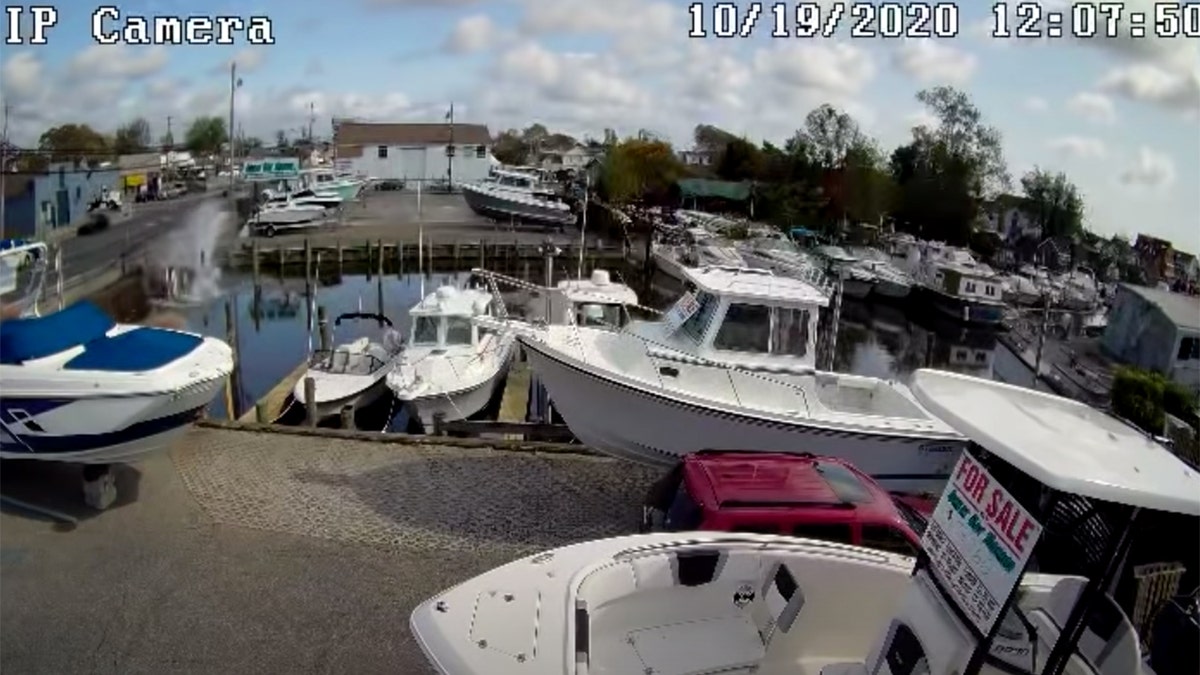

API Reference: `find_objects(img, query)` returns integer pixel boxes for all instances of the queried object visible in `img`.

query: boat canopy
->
[910,369,1200,516]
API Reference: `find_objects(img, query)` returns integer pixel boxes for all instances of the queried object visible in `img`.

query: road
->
[59,193,220,280]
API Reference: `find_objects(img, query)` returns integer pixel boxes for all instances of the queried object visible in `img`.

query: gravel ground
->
[0,427,659,674]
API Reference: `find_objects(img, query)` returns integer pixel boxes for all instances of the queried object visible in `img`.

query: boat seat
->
[631,553,677,591]
[578,563,638,612]
[0,300,113,364]
[1028,577,1141,675]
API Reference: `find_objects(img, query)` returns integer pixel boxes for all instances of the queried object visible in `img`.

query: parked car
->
[373,179,406,191]
[77,212,110,236]
[640,451,933,556]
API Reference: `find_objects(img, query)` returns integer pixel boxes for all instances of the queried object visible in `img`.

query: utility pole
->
[228,61,241,198]
[166,115,173,147]
[446,102,454,187]
[307,102,315,143]
[1,103,9,239]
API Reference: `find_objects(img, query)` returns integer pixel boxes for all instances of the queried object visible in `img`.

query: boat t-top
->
[292,311,404,422]
[410,369,1199,675]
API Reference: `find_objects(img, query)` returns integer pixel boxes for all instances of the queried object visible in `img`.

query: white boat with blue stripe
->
[0,240,233,464]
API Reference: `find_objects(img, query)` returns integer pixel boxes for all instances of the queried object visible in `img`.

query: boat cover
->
[1,301,203,371]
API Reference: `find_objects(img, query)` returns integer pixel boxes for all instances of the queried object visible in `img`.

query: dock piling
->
[303,238,312,288]
[278,245,285,274]
[377,239,384,277]
[340,405,356,430]
[251,239,260,287]
[317,305,330,351]
[303,377,317,427]
[336,239,343,276]
[432,411,446,436]
[478,239,485,269]
[224,299,241,420]
[255,401,269,424]
[397,241,404,277]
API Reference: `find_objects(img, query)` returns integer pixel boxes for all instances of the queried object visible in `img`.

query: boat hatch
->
[469,589,539,660]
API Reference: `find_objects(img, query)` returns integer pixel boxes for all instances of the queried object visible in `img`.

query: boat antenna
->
[418,221,425,298]
[577,172,588,280]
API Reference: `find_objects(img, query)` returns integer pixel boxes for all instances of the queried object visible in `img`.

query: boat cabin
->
[408,286,497,352]
[645,265,829,370]
[550,270,639,328]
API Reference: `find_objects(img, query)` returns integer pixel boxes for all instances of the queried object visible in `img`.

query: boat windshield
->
[679,291,719,343]
[411,316,439,345]
[445,317,473,346]
[576,302,624,328]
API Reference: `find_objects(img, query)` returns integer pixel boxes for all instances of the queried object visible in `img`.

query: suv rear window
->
[813,461,873,504]
[665,483,703,530]
[792,523,854,544]
[861,525,918,556]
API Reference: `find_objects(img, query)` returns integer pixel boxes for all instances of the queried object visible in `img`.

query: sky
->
[1,0,1197,245]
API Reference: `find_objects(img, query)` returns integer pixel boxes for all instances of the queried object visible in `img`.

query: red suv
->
[641,451,932,557]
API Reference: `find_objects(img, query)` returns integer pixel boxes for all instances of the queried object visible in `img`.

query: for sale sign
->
[662,291,701,335]
[920,451,1043,635]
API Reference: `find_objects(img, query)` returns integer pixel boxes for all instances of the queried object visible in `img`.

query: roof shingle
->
[334,122,491,149]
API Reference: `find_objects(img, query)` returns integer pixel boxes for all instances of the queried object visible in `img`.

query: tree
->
[242,136,264,153]
[1020,168,1084,240]
[113,117,151,155]
[491,129,528,165]
[37,123,109,163]
[693,124,738,152]
[888,87,1010,244]
[715,138,762,182]
[840,141,895,225]
[799,104,865,168]
[598,137,685,205]
[185,117,227,156]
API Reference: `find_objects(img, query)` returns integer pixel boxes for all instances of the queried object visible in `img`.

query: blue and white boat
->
[0,239,233,464]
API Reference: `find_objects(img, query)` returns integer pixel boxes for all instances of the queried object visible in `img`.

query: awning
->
[676,178,752,201]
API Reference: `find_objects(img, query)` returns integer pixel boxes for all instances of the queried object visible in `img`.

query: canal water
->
[167,264,1015,423]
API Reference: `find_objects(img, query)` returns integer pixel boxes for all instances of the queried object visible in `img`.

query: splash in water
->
[146,199,228,305]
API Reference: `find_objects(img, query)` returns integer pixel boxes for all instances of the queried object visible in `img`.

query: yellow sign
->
[123,174,146,188]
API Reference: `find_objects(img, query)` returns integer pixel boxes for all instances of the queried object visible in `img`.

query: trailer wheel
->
[263,225,277,238]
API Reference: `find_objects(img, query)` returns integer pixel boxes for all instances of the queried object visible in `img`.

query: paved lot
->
[0,427,658,674]
[251,191,596,249]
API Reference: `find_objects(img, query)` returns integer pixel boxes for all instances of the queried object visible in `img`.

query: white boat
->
[302,168,364,201]
[653,228,747,284]
[0,239,233,464]
[815,246,875,299]
[410,369,1199,675]
[517,265,966,493]
[903,241,1006,325]
[461,170,576,228]
[848,247,913,300]
[292,312,404,422]
[262,187,343,211]
[385,285,515,429]
[737,238,835,299]
[1055,267,1100,311]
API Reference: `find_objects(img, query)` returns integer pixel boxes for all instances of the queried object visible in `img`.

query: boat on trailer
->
[0,239,233,465]
[410,369,1199,675]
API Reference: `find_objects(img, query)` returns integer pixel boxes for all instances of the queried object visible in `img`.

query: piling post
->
[224,299,241,419]
[427,236,434,274]
[303,238,312,287]
[478,239,485,269]
[432,411,446,436]
[255,401,269,424]
[453,241,461,267]
[304,377,317,427]
[251,238,261,288]
[278,245,285,274]
[317,305,330,351]
[340,404,356,430]
[336,239,343,276]
[523,260,530,283]
[365,239,373,280]
[397,240,404,276]
[823,273,843,370]
[377,238,384,277]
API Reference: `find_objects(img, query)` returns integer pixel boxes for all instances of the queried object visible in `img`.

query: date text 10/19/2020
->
[686,1,1199,39]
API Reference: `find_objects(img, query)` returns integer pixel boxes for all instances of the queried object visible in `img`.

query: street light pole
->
[0,103,9,239]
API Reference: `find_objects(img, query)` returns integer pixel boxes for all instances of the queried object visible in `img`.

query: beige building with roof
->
[1102,283,1200,395]
[332,121,494,184]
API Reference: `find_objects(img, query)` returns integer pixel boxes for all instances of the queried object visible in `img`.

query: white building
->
[678,149,716,167]
[333,121,494,184]
[539,146,593,172]
[978,196,1042,242]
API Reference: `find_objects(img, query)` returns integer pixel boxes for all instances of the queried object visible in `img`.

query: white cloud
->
[1,51,42,99]
[444,14,499,54]
[906,110,940,130]
[754,42,875,97]
[1066,92,1116,124]
[891,39,977,85]
[1024,97,1048,112]
[1099,65,1200,116]
[1048,136,1107,159]
[1120,147,1176,188]
[224,47,267,74]
[67,44,168,80]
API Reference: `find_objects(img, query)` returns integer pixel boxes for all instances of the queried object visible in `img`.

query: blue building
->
[1,163,122,239]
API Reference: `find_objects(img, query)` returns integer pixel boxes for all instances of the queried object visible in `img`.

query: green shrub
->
[1110,367,1200,434]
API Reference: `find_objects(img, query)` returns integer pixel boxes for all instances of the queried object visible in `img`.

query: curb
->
[194,419,603,457]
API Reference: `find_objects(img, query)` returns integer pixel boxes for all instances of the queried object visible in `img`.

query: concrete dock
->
[0,426,659,674]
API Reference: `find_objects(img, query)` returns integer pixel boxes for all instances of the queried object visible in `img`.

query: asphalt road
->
[59,193,218,280]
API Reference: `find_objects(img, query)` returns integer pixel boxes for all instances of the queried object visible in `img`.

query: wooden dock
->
[240,360,309,423]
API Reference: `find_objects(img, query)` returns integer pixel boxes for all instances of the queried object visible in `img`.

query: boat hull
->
[872,278,911,299]
[461,185,575,227]
[840,278,873,299]
[294,375,391,422]
[0,375,225,464]
[399,360,510,430]
[913,285,1006,326]
[520,337,962,494]
[254,207,328,225]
